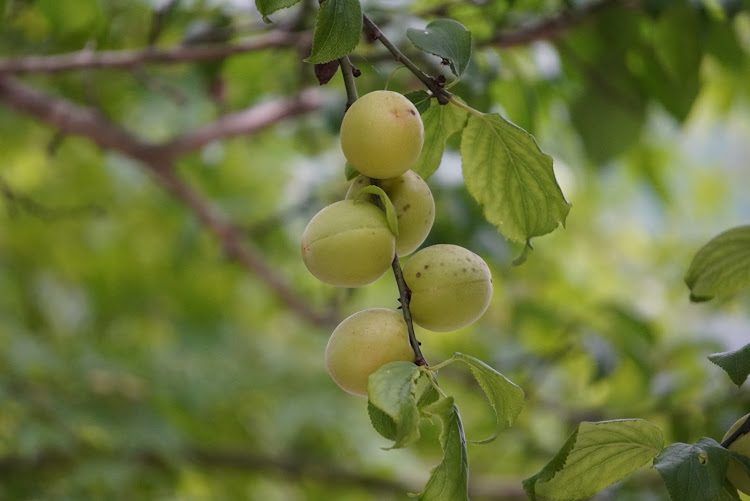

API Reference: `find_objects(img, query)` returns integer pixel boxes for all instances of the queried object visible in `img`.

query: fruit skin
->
[325,308,415,396]
[340,90,424,179]
[301,200,395,287]
[403,244,493,332]
[723,413,750,495]
[346,171,435,257]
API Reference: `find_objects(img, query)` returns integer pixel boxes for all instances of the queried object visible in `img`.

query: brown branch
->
[0,76,161,163]
[486,0,627,47]
[0,76,334,327]
[0,447,528,500]
[163,88,321,155]
[0,31,309,74]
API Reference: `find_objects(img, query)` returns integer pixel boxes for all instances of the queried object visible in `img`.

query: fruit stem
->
[339,56,359,110]
[390,254,428,366]
[362,14,452,106]
[338,58,426,367]
[722,413,750,448]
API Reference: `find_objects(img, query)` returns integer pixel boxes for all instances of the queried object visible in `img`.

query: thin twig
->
[722,414,750,449]
[362,15,452,105]
[0,31,308,74]
[163,88,321,156]
[339,56,359,109]
[391,255,427,366]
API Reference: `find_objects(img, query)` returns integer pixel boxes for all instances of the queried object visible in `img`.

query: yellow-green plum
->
[301,200,395,287]
[723,413,750,495]
[346,171,435,256]
[340,90,424,179]
[403,244,493,332]
[325,308,415,396]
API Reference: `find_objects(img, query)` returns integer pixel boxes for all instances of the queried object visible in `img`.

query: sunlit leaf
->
[411,99,467,180]
[460,112,570,243]
[685,225,750,302]
[367,361,422,448]
[415,396,469,501]
[524,419,664,500]
[451,353,524,443]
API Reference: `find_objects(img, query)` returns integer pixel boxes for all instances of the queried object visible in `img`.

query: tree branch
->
[163,88,321,155]
[0,31,309,74]
[722,413,750,449]
[0,76,334,327]
[487,0,626,47]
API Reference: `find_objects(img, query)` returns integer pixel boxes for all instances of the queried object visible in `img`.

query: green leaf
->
[406,19,472,78]
[405,90,432,114]
[569,86,647,164]
[416,397,469,501]
[708,343,750,386]
[450,353,524,443]
[351,185,399,236]
[715,480,742,501]
[460,112,570,243]
[417,384,440,415]
[344,162,360,181]
[654,438,731,501]
[653,3,703,82]
[523,419,664,501]
[411,100,468,180]
[684,225,750,302]
[305,0,362,64]
[367,361,422,449]
[255,0,302,17]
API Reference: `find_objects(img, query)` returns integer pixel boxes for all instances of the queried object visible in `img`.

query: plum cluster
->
[301,90,493,396]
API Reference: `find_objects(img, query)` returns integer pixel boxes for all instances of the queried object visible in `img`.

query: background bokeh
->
[1,0,749,499]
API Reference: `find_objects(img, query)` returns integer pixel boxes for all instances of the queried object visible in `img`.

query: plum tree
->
[723,413,750,495]
[403,244,493,332]
[340,90,424,179]
[325,308,415,396]
[301,200,395,287]
[346,171,435,256]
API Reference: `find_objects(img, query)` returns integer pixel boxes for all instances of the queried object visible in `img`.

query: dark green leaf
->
[255,0,302,17]
[451,353,524,443]
[406,19,472,78]
[569,86,647,164]
[685,225,750,302]
[524,419,664,500]
[460,112,570,243]
[411,99,467,180]
[351,185,399,236]
[367,361,422,449]
[417,383,440,412]
[405,90,432,114]
[416,397,469,501]
[714,480,742,500]
[653,3,703,81]
[344,162,360,181]
[305,0,362,64]
[654,438,731,501]
[708,343,750,386]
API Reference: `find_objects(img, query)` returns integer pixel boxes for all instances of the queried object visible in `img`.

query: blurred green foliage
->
[0,0,749,499]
